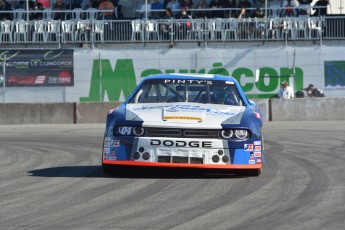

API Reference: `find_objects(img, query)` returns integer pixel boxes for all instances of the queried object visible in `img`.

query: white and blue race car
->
[102,74,264,176]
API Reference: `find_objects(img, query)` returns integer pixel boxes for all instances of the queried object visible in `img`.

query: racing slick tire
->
[102,164,128,176]
[236,168,262,177]
[247,168,262,177]
[102,163,114,175]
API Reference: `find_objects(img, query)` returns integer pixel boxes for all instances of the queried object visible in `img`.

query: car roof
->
[144,73,237,83]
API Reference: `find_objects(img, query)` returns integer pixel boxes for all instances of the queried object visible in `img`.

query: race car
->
[102,74,264,176]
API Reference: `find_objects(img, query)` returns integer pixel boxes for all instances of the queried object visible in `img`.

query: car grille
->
[145,128,220,138]
[158,156,204,164]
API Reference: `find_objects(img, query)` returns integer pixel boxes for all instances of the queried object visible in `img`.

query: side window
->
[139,84,159,103]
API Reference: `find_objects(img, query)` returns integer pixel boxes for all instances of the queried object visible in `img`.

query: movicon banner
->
[0,49,74,87]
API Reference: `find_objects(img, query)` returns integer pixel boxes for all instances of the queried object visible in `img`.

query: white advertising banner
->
[2,46,345,103]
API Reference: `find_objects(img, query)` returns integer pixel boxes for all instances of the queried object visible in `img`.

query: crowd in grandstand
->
[136,0,329,20]
[0,0,122,20]
[0,0,330,21]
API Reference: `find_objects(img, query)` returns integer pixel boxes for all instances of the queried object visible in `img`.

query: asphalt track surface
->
[0,121,345,230]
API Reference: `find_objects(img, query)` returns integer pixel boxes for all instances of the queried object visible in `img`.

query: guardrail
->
[0,16,344,46]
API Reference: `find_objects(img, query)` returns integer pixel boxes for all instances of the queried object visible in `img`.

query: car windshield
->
[128,79,244,106]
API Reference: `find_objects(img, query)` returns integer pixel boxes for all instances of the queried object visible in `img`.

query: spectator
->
[238,0,252,10]
[176,7,192,19]
[180,0,194,10]
[151,0,163,10]
[135,0,144,18]
[298,0,313,15]
[90,0,100,8]
[281,0,297,17]
[162,7,174,19]
[270,0,282,6]
[278,81,295,99]
[167,0,180,15]
[297,0,312,4]
[112,0,122,19]
[238,0,252,18]
[180,0,194,16]
[305,84,325,97]
[237,6,247,19]
[53,0,67,20]
[251,7,266,38]
[175,7,192,40]
[255,0,265,8]
[38,0,50,9]
[223,0,237,18]
[251,7,265,18]
[71,0,83,9]
[237,7,252,38]
[80,0,90,10]
[305,84,315,97]
[139,0,151,19]
[0,0,11,20]
[29,0,44,20]
[194,0,208,18]
[98,0,114,19]
[8,0,20,10]
[208,0,223,18]
[160,7,174,47]
[162,0,169,9]
[151,0,163,19]
[313,0,329,16]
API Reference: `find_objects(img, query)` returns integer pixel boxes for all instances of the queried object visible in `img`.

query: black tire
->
[102,164,129,176]
[236,168,262,177]
[247,168,262,177]
[102,163,114,175]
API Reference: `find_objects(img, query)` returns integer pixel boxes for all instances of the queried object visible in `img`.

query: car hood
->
[125,103,246,128]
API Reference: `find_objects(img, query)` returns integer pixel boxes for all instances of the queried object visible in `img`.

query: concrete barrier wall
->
[271,98,345,121]
[1,98,345,125]
[252,99,269,122]
[76,102,121,124]
[0,103,75,125]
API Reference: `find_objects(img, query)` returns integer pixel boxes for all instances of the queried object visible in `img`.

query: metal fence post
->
[2,55,6,104]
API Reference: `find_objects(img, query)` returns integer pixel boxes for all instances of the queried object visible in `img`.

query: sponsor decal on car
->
[104,141,111,147]
[112,140,120,147]
[249,154,255,164]
[163,116,203,121]
[256,158,262,164]
[244,144,254,151]
[254,152,262,157]
[254,141,261,145]
[103,148,110,154]
[254,146,261,151]
[150,139,212,148]
[109,149,116,160]
[131,105,238,116]
[164,79,213,85]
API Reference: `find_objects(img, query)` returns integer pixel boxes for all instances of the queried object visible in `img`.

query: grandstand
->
[0,0,344,48]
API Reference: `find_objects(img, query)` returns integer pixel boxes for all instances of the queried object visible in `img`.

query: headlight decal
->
[235,130,249,139]
[220,129,250,140]
[133,127,145,136]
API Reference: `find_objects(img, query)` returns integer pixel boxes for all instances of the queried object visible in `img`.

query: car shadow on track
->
[28,166,253,179]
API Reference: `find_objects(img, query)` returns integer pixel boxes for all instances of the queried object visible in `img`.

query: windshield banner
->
[0,49,74,87]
